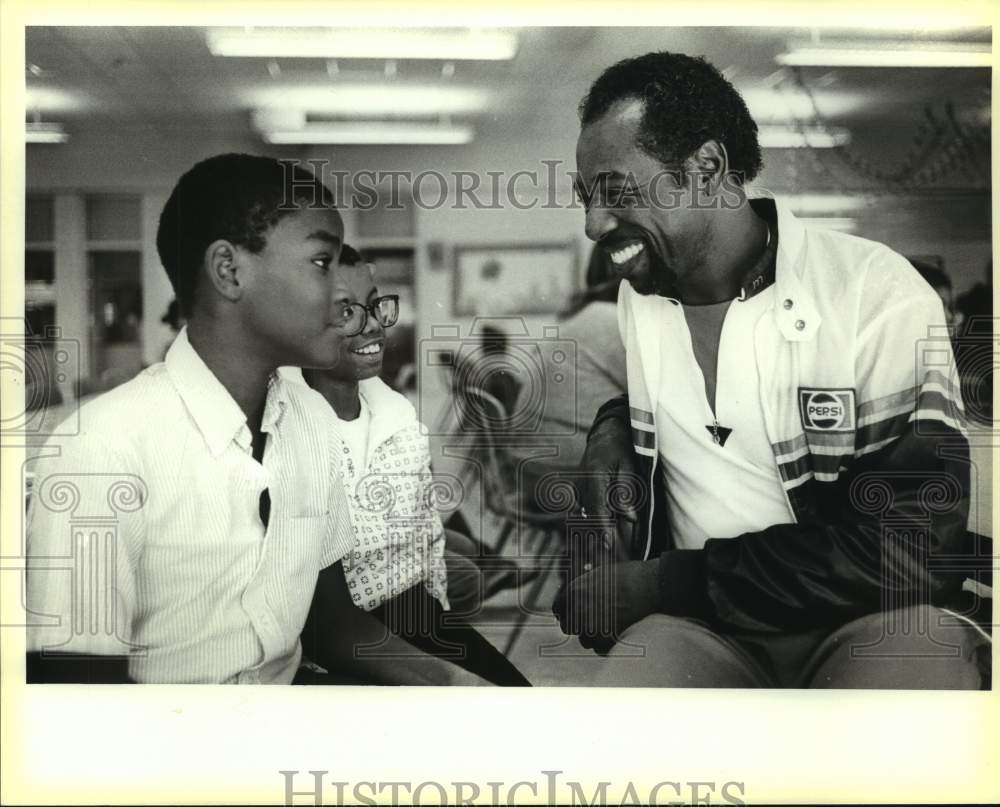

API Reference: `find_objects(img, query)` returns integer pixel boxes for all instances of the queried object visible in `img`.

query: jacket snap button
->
[783,298,793,309]
[795,319,806,331]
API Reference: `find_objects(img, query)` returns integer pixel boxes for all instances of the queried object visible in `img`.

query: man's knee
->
[804,606,990,689]
[593,614,770,688]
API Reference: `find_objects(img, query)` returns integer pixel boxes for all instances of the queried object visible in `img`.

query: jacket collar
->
[166,327,288,457]
[751,190,821,343]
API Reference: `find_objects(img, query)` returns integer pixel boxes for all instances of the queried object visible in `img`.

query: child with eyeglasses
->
[285,246,530,686]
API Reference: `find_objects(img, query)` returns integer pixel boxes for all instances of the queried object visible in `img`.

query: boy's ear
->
[204,240,244,303]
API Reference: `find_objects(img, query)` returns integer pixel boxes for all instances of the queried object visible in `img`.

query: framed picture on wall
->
[453,242,578,316]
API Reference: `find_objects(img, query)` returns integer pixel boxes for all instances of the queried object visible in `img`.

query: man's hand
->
[552,559,661,652]
[579,410,643,560]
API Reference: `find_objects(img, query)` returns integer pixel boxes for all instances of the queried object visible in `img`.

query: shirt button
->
[795,319,806,331]
[783,298,794,309]
[583,562,594,572]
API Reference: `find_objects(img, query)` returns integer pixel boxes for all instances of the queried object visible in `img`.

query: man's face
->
[575,99,711,297]
[238,205,346,368]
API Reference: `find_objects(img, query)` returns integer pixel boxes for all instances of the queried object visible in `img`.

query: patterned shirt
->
[26,329,355,683]
[281,371,449,612]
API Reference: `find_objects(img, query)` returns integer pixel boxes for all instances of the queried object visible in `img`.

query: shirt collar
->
[261,372,290,435]
[166,328,288,456]
[737,197,779,301]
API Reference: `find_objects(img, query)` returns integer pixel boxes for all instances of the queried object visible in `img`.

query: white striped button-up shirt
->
[26,329,354,683]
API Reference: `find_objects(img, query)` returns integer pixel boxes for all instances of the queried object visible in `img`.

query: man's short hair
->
[910,259,952,291]
[579,51,763,185]
[156,153,335,315]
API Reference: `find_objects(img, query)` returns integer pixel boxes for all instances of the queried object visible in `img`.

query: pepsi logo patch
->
[799,388,856,432]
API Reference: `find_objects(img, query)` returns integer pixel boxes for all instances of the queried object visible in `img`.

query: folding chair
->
[454,386,575,655]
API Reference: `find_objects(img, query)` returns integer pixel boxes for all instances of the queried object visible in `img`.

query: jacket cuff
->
[657,549,712,620]
[586,394,630,442]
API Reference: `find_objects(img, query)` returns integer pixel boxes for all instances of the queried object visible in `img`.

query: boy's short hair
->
[156,153,335,315]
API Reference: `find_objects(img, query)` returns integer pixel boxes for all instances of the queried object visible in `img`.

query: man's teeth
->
[353,344,382,355]
[610,242,645,265]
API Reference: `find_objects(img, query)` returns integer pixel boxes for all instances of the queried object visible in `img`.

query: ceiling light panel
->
[261,121,474,144]
[207,28,519,61]
[777,41,990,68]
[242,84,491,117]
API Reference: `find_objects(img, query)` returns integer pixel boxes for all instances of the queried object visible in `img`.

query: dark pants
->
[371,584,531,686]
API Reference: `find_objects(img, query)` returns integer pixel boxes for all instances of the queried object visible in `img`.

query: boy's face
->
[238,206,346,368]
[315,263,387,382]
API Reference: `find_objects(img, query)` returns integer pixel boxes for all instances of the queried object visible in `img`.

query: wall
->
[26,123,992,390]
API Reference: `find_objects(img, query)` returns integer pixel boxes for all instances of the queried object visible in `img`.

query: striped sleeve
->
[854,258,966,452]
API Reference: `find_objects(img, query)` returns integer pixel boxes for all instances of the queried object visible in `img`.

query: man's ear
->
[203,240,244,303]
[685,139,730,196]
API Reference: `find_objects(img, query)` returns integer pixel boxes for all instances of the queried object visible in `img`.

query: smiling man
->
[554,52,989,689]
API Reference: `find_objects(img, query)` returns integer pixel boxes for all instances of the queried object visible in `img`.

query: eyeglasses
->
[332,294,400,337]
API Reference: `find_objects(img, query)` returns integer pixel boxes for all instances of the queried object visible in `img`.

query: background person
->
[527,245,627,467]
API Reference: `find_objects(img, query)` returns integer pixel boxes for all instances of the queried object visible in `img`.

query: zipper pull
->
[705,420,733,447]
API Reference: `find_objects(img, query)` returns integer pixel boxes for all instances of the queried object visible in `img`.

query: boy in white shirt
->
[26,154,480,685]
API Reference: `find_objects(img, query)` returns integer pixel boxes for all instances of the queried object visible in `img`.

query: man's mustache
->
[597,231,649,251]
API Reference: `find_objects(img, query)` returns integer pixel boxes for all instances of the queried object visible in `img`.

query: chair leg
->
[501,528,561,657]
[494,518,515,555]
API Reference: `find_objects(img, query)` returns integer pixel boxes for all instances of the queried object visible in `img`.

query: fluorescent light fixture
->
[741,87,869,122]
[260,121,473,145]
[758,125,851,148]
[207,28,518,60]
[251,108,307,131]
[798,217,858,233]
[784,194,871,215]
[25,122,68,143]
[26,85,89,114]
[243,84,490,116]
[777,41,990,68]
